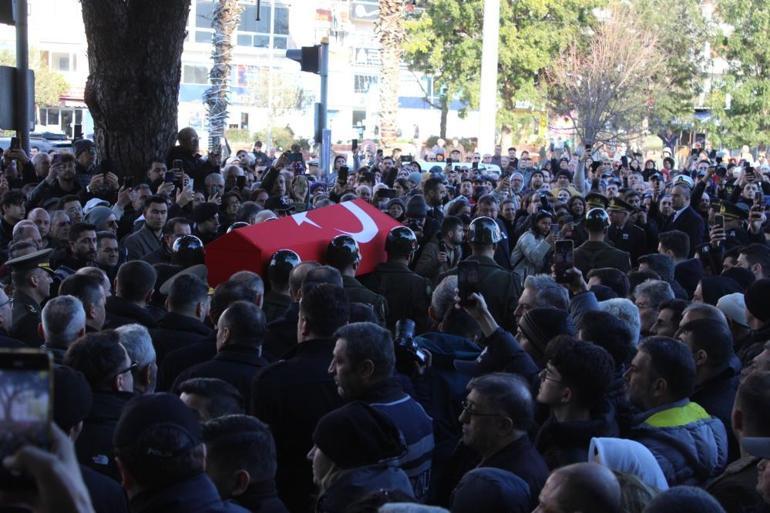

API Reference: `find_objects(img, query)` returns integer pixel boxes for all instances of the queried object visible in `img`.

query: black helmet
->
[226,221,250,233]
[386,226,418,256]
[585,208,610,232]
[268,249,301,287]
[326,234,361,269]
[172,235,205,267]
[468,216,502,245]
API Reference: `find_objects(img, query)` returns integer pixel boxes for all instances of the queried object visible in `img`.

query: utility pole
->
[14,0,30,153]
[478,0,499,155]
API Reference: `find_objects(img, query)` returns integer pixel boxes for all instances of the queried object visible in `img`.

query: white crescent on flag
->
[336,201,379,244]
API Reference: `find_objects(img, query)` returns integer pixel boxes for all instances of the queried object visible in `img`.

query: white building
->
[0,0,480,147]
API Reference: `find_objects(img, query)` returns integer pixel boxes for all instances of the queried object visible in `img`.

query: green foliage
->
[0,49,70,107]
[631,0,710,132]
[251,126,310,152]
[706,0,770,148]
[403,0,601,131]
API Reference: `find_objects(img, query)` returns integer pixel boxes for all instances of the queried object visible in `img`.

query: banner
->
[205,199,402,286]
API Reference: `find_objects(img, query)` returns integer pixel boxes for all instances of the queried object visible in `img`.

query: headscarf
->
[589,437,668,491]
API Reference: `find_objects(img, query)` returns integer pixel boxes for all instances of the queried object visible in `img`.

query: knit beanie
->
[312,401,405,469]
[745,279,770,323]
[518,308,572,359]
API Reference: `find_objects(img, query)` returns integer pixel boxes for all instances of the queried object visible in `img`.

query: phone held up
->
[553,240,574,283]
[0,350,52,489]
[458,260,481,307]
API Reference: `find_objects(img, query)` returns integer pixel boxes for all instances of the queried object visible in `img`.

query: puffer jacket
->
[510,230,551,279]
[629,399,728,486]
[316,461,414,513]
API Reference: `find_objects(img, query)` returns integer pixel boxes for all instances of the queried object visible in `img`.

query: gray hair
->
[41,295,86,346]
[523,274,570,311]
[599,298,641,347]
[634,279,674,309]
[115,324,156,367]
[432,275,458,321]
[682,302,728,326]
[12,220,39,240]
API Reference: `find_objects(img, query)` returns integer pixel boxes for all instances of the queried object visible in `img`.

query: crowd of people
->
[1,128,770,513]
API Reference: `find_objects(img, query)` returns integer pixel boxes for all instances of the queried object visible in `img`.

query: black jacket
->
[262,290,291,324]
[80,464,129,513]
[675,258,704,298]
[105,296,161,328]
[342,275,388,323]
[150,312,213,364]
[262,302,298,362]
[172,343,268,407]
[158,334,216,392]
[692,356,741,462]
[231,480,289,513]
[75,390,134,481]
[359,262,432,333]
[129,472,249,513]
[573,240,631,277]
[534,401,619,470]
[662,206,705,257]
[250,338,343,513]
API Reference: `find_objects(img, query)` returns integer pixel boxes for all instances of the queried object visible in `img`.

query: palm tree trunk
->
[204,0,243,154]
[376,0,405,148]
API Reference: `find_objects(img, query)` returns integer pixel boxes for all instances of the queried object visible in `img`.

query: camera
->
[394,319,427,374]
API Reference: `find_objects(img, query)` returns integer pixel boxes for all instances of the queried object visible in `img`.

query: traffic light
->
[286,45,321,74]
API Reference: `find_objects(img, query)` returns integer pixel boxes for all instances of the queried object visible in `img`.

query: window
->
[51,52,72,72]
[183,65,209,85]
[354,74,378,94]
[237,2,289,49]
[195,1,215,43]
[240,112,249,129]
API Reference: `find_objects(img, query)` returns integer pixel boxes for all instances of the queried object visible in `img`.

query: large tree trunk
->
[81,0,191,181]
[376,0,404,148]
[204,0,243,154]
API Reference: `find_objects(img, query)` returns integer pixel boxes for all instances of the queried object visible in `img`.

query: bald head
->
[288,261,320,300]
[178,127,199,153]
[536,463,621,513]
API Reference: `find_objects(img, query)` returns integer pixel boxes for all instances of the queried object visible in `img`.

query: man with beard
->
[145,217,192,264]
[28,153,82,207]
[53,223,98,273]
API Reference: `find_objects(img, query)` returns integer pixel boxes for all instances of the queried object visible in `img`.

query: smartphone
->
[9,137,19,150]
[540,194,550,210]
[755,191,764,205]
[236,176,247,189]
[691,148,699,157]
[472,161,478,171]
[400,155,413,163]
[714,214,725,229]
[380,188,396,199]
[172,159,184,171]
[458,260,481,307]
[438,239,447,253]
[550,223,560,236]
[445,157,453,165]
[553,240,574,283]
[0,350,52,488]
[352,139,358,152]
[164,171,175,183]
[338,166,349,184]
[585,144,592,151]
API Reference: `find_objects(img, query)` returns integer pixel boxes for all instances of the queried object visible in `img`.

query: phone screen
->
[553,240,574,283]
[164,171,176,183]
[0,351,51,487]
[458,260,481,306]
[550,223,560,236]
[715,214,725,229]
[237,176,247,189]
[172,159,184,171]
[338,166,349,184]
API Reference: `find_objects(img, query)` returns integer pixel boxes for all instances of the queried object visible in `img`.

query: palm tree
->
[376,0,405,148]
[204,0,243,154]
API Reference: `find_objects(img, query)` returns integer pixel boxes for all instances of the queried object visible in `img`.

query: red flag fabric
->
[205,199,402,286]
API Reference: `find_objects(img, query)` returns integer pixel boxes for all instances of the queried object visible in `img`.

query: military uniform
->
[7,249,55,346]
[10,291,43,346]
[445,255,522,331]
[342,274,388,323]
[606,198,647,265]
[573,240,631,277]
[360,262,432,333]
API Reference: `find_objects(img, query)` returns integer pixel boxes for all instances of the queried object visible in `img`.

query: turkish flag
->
[205,199,402,286]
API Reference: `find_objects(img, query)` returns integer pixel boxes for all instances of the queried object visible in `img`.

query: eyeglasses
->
[460,400,506,418]
[539,367,563,384]
[114,361,137,379]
